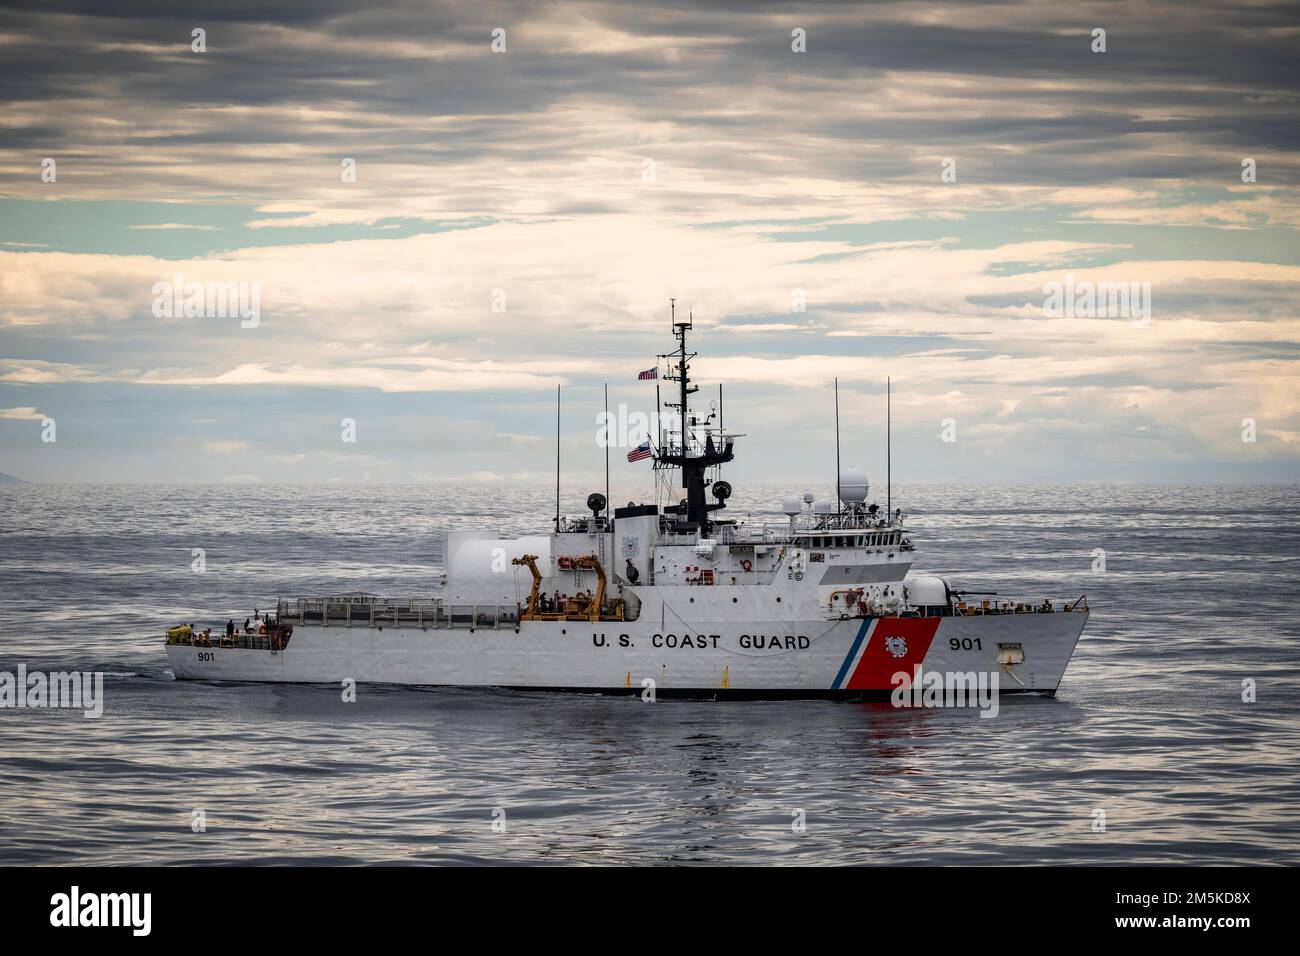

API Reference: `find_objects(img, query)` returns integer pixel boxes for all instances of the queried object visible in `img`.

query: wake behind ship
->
[166,308,1089,697]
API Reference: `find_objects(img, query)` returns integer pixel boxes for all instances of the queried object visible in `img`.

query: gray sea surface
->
[0,482,1297,865]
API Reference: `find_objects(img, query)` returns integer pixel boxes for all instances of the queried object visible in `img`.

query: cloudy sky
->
[1,0,1297,491]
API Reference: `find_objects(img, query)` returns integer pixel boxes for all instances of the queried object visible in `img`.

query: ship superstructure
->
[166,308,1088,697]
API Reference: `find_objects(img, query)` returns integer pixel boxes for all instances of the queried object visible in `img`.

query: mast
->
[886,376,891,521]
[657,300,671,453]
[666,299,695,454]
[554,384,561,533]
[656,377,662,450]
[835,377,841,518]
[603,382,610,526]
[678,312,690,454]
[656,301,733,531]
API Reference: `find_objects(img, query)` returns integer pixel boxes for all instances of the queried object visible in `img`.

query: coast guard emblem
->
[884,635,908,658]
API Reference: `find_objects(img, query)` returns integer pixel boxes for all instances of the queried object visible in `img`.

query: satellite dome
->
[781,495,802,517]
[803,490,815,504]
[813,500,833,515]
[838,469,869,504]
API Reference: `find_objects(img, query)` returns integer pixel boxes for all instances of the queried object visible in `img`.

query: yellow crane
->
[511,554,544,619]
[512,553,623,622]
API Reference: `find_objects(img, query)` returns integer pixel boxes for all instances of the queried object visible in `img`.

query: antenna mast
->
[655,378,662,450]
[886,376,891,520]
[718,383,723,440]
[835,377,841,518]
[603,382,610,526]
[656,300,732,530]
[662,300,698,456]
[554,384,561,533]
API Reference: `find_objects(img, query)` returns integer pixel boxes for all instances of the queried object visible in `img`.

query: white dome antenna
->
[839,468,869,504]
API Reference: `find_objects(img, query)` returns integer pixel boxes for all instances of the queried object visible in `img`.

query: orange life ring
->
[740,559,753,572]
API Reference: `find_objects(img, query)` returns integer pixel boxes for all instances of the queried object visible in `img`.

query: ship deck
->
[163,591,1088,653]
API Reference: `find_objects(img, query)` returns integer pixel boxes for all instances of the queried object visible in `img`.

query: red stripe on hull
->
[845,617,940,690]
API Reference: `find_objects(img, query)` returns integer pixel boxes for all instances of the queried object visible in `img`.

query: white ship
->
[166,309,1089,697]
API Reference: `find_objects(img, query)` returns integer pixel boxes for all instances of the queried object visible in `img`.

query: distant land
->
[0,472,29,484]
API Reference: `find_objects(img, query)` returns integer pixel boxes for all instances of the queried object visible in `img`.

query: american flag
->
[627,439,653,462]
[637,367,657,380]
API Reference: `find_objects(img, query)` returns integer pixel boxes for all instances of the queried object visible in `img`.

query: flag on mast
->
[637,366,658,380]
[627,439,653,462]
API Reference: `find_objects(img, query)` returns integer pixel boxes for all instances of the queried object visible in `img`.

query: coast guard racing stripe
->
[833,617,940,691]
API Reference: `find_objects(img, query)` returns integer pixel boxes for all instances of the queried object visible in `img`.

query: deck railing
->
[166,629,289,650]
[276,596,519,629]
[655,524,908,549]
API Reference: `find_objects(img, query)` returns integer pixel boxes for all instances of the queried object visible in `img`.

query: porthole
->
[732,597,738,604]
[776,597,782,603]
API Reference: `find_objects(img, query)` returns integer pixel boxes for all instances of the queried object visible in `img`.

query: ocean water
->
[0,482,1297,865]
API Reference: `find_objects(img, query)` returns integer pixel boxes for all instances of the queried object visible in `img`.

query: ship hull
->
[165,611,1087,697]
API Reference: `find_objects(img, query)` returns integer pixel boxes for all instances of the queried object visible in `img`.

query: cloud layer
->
[0,0,1297,485]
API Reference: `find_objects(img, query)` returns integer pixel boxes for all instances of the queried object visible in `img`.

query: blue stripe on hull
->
[831,617,873,690]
